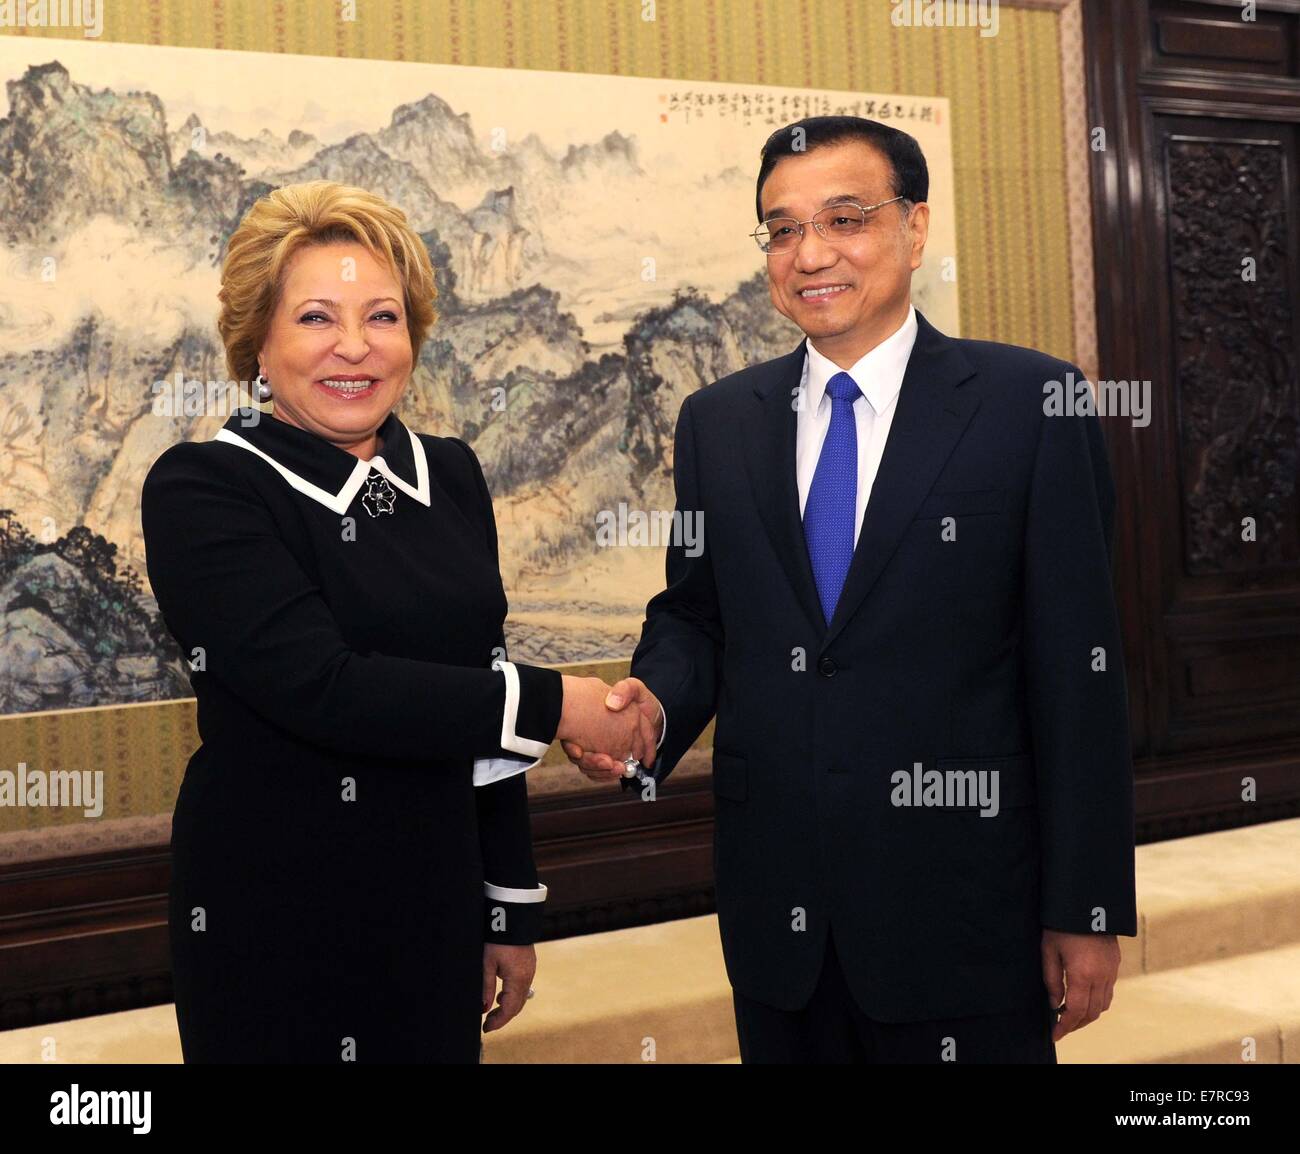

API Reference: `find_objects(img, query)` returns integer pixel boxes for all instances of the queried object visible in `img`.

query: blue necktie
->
[803,370,862,625]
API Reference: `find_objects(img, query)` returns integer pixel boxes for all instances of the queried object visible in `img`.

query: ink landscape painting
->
[0,37,957,715]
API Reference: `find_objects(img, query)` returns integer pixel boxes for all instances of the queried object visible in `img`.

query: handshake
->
[556,675,664,783]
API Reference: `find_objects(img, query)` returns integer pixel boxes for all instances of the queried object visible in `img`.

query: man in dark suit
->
[564,116,1136,1063]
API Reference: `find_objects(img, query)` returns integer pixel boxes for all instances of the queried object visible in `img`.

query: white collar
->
[212,422,431,515]
[802,303,919,415]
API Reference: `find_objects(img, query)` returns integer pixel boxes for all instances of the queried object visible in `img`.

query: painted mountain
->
[0,57,951,715]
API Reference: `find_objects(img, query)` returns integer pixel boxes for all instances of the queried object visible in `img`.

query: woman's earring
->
[254,372,272,401]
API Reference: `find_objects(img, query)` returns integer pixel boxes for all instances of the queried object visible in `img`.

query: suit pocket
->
[932,754,1036,810]
[924,756,1040,915]
[914,488,1005,519]
[711,752,748,802]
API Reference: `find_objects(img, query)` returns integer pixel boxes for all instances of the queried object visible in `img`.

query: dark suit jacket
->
[630,308,1137,1021]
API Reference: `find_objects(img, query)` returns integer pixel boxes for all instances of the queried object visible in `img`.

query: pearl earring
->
[254,372,272,401]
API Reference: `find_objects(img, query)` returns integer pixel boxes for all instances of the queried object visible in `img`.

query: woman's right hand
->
[557,675,658,773]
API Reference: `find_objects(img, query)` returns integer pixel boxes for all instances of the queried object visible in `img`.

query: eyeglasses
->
[750,196,907,254]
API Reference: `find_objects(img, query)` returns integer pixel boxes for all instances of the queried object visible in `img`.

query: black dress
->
[140,407,562,1063]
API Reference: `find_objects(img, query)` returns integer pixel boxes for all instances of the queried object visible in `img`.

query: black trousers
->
[732,931,1057,1064]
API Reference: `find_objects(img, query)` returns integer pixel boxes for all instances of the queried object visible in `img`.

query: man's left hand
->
[1041,928,1120,1041]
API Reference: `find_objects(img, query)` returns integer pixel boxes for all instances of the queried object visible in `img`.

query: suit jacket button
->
[818,657,837,677]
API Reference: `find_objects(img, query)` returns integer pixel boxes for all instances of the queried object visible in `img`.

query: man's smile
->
[798,283,853,301]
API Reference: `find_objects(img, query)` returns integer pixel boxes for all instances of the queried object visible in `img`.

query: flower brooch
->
[361,471,397,517]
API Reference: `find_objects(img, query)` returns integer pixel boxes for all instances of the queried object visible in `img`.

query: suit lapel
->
[743,337,827,636]
[821,309,980,651]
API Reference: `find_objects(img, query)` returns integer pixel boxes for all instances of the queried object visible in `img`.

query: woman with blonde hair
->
[142,180,659,1062]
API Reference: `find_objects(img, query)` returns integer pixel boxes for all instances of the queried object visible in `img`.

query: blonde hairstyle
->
[217,180,438,385]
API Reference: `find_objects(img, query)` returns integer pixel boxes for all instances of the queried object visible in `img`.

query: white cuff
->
[473,752,543,787]
[498,660,550,759]
[484,881,548,903]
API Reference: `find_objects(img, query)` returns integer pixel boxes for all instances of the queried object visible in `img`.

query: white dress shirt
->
[796,303,918,544]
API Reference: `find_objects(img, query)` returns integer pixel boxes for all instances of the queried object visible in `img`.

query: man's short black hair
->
[755,116,929,222]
